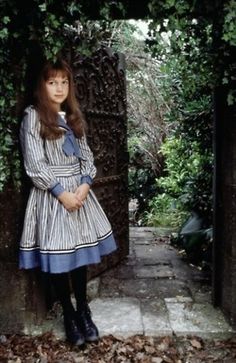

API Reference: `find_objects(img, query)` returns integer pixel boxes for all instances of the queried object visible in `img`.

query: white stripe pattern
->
[19,106,115,268]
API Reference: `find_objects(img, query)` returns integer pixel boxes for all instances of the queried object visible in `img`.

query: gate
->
[0,46,129,334]
[71,47,129,278]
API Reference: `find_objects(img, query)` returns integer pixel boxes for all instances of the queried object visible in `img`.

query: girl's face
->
[45,71,69,110]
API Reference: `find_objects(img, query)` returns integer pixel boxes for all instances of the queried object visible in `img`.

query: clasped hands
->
[58,184,90,212]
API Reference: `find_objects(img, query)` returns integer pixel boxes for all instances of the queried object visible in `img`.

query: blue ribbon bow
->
[57,114,86,160]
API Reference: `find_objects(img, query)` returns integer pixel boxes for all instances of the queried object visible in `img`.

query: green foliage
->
[223,0,236,47]
[144,133,213,228]
[109,13,215,231]
[0,1,114,191]
[143,11,214,228]
[158,137,201,195]
[0,0,235,196]
[0,1,76,190]
[222,0,236,105]
[144,193,188,228]
[99,1,126,20]
[148,0,236,106]
[106,20,169,218]
[157,135,213,220]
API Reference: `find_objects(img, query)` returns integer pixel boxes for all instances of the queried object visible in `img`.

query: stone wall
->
[213,86,236,327]
[0,184,48,334]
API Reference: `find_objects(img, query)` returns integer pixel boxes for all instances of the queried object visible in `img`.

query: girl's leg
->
[71,266,99,342]
[50,272,74,314]
[50,272,84,345]
[70,265,87,310]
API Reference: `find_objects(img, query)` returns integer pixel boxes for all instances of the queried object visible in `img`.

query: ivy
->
[0,0,235,193]
[0,1,86,191]
[223,0,236,46]
[222,0,236,104]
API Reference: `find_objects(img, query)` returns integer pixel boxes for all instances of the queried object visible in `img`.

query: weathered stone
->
[165,297,193,303]
[100,277,191,299]
[190,283,212,304]
[140,298,172,336]
[0,335,7,343]
[135,244,176,260]
[129,227,156,240]
[0,184,52,335]
[134,265,175,279]
[134,239,152,245]
[1,226,235,338]
[166,301,235,338]
[0,264,48,334]
[90,297,143,337]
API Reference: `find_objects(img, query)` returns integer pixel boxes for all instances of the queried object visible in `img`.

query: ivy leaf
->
[39,3,47,12]
[0,28,9,39]
[227,90,236,106]
[3,16,10,24]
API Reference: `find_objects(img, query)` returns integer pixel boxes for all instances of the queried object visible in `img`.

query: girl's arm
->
[75,135,97,202]
[20,107,65,196]
[21,107,86,211]
[77,135,97,186]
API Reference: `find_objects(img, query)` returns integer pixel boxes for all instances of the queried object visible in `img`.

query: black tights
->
[50,266,87,314]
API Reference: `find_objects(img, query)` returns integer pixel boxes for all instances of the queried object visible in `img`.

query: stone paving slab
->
[133,239,152,245]
[32,296,235,340]
[129,233,155,240]
[165,299,234,338]
[99,277,191,299]
[140,298,172,336]
[134,244,177,260]
[191,286,212,304]
[134,265,175,279]
[89,297,234,339]
[129,227,175,237]
[90,297,174,338]
[33,227,236,340]
[90,297,143,338]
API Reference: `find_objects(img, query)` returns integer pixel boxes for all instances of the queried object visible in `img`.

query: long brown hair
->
[34,59,86,139]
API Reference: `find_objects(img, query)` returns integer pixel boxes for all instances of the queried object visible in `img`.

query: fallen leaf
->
[152,358,163,363]
[144,345,156,354]
[157,342,166,352]
[190,338,202,349]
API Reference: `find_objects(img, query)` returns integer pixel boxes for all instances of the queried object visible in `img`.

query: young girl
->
[19,58,117,345]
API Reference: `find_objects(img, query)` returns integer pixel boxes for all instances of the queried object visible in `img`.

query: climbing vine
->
[223,0,236,46]
[222,0,236,104]
[0,1,83,191]
[0,0,235,192]
[0,0,127,191]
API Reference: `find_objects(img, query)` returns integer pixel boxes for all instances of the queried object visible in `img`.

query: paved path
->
[33,227,234,339]
[89,227,234,339]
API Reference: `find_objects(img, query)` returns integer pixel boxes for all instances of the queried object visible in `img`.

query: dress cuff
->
[49,182,65,198]
[81,175,93,186]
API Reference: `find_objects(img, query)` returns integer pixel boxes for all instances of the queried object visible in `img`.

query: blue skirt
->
[19,231,117,273]
[20,186,117,273]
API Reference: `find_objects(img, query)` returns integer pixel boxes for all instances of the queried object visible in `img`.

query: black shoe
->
[63,312,85,346]
[77,303,99,342]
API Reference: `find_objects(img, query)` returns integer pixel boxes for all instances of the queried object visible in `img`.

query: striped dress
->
[19,106,117,273]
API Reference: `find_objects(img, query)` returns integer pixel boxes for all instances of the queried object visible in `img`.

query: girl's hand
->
[58,191,83,212]
[75,183,90,203]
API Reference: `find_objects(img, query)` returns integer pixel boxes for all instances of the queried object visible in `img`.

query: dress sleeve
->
[20,107,65,197]
[78,135,97,185]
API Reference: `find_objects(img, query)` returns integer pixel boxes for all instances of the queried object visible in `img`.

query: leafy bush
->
[144,193,188,228]
[143,16,214,230]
